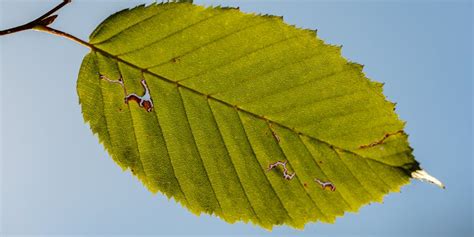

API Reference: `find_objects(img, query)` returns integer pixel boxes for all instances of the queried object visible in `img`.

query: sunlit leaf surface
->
[77,2,441,229]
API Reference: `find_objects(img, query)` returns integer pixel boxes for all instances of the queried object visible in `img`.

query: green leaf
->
[77,2,443,229]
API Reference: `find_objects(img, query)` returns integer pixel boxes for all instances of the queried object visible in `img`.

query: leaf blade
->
[77,2,440,229]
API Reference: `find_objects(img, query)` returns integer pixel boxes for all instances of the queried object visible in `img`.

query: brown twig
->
[0,0,71,36]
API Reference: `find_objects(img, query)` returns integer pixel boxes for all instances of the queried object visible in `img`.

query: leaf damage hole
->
[125,79,154,112]
[267,160,295,180]
[314,178,336,191]
[99,73,125,91]
[99,74,154,112]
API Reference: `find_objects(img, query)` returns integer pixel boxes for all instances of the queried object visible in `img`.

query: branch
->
[0,0,71,36]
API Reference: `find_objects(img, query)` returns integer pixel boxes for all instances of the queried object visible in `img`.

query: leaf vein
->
[92,54,115,161]
[206,99,262,224]
[116,62,148,182]
[116,10,227,57]
[332,149,376,201]
[266,89,366,117]
[94,4,178,45]
[177,87,223,213]
[140,70,189,204]
[211,49,333,97]
[297,135,353,210]
[146,17,270,71]
[240,66,354,107]
[268,122,329,222]
[359,154,392,191]
[88,46,411,172]
[176,34,301,83]
[235,110,294,223]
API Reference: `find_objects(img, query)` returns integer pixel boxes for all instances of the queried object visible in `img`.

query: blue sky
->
[1,0,472,236]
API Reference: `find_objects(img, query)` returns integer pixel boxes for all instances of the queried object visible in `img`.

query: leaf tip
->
[411,169,445,189]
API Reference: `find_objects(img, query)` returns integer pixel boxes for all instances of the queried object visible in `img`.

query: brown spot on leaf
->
[142,100,153,112]
[359,130,404,149]
[314,178,336,191]
[268,123,280,143]
[171,57,180,63]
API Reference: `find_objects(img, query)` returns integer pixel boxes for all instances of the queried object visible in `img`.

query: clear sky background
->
[0,0,472,236]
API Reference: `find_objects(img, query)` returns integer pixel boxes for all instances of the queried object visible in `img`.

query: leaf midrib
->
[88,44,406,171]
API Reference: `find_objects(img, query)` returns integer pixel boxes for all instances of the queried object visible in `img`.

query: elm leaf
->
[77,2,443,229]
